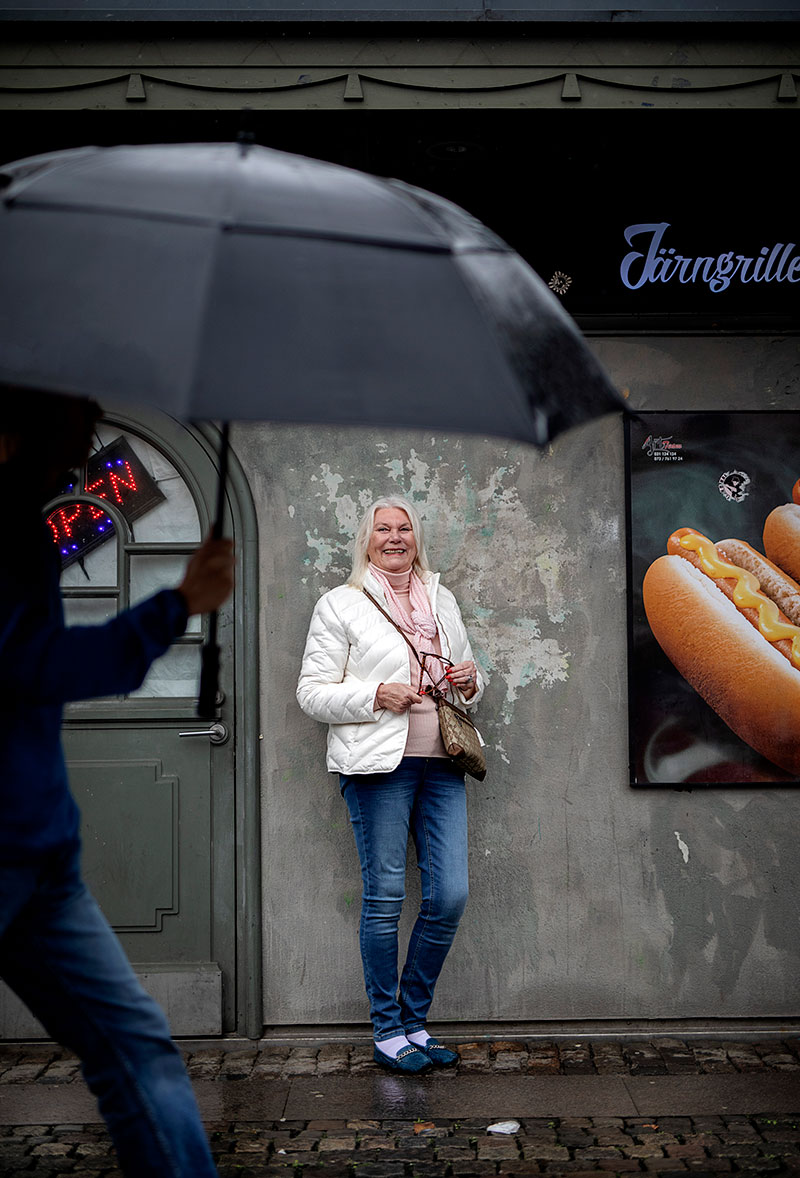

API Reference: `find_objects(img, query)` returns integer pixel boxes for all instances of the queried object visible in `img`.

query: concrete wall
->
[233,334,800,1029]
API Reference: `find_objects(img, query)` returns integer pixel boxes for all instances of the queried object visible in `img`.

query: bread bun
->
[763,502,800,584]
[643,553,800,775]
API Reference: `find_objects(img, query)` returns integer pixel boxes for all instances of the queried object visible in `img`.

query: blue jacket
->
[0,500,189,859]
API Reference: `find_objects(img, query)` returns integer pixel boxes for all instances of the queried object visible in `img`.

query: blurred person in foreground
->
[0,391,233,1177]
[297,495,484,1074]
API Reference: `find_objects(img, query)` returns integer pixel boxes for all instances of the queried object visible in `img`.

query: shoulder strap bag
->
[363,588,487,781]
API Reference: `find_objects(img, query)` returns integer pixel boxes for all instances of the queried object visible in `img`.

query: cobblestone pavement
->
[2,1039,800,1176]
[4,1114,800,1177]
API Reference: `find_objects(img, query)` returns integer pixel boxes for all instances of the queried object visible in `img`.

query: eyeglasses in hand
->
[417,651,454,697]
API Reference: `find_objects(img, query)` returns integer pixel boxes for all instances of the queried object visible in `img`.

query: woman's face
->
[367,507,418,574]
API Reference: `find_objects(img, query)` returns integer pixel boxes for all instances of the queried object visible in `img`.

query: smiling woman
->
[296,493,485,1073]
[367,506,419,575]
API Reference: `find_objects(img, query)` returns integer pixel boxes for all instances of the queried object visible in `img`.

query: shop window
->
[49,422,203,698]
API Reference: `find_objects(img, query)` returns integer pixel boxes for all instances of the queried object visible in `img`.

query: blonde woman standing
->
[297,495,484,1073]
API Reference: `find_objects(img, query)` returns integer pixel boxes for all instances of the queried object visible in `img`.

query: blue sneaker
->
[418,1038,459,1067]
[373,1044,433,1073]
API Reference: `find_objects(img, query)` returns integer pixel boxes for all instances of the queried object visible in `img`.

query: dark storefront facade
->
[2,13,798,333]
[2,4,799,1039]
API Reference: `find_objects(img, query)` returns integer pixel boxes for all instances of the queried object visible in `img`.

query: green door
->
[0,409,250,1038]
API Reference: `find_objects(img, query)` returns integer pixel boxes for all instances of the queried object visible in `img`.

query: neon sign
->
[47,436,165,569]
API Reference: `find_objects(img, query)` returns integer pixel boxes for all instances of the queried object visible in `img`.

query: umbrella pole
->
[197,421,230,719]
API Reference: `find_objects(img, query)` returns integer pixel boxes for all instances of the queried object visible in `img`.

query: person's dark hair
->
[0,386,101,504]
[1,386,99,435]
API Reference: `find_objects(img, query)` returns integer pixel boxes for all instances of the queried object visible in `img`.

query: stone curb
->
[3,1038,799,1085]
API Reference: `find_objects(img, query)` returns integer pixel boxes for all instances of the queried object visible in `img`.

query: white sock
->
[406,1029,431,1047]
[374,1034,412,1060]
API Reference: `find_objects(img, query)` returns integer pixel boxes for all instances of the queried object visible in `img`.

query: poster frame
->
[625,408,800,789]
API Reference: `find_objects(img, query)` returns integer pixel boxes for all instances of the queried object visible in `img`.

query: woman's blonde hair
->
[348,495,431,589]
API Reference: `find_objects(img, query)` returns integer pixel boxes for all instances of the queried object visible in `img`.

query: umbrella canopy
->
[0,141,625,715]
[0,141,622,448]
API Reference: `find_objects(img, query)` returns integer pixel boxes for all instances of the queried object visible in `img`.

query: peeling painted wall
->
[233,334,800,1028]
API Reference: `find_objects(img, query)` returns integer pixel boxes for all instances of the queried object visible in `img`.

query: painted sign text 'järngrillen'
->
[620,222,800,293]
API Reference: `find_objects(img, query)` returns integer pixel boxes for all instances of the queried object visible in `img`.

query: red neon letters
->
[46,457,137,555]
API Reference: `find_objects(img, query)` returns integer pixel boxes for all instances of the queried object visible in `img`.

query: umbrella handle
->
[212,421,230,540]
[197,422,230,718]
[198,631,220,719]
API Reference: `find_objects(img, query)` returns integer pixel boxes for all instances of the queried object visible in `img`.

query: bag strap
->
[362,588,424,668]
[362,588,474,726]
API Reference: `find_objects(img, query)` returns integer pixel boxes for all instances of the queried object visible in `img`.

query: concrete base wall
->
[233,334,800,1028]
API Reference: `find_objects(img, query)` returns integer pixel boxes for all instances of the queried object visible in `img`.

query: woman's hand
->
[446,660,478,700]
[374,682,423,714]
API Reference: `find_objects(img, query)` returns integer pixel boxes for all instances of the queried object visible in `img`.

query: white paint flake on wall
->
[299,439,586,735]
[674,831,690,864]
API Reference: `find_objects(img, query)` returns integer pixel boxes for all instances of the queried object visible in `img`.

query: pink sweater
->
[379,569,447,759]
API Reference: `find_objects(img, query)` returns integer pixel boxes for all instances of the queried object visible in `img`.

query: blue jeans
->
[341,757,468,1040]
[0,843,216,1177]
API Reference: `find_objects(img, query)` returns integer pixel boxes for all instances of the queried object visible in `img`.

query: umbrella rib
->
[4,196,512,257]
[229,223,503,257]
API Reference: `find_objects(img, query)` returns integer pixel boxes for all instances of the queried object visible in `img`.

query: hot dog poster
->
[626,411,800,787]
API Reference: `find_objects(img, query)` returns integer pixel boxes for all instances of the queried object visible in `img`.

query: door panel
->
[75,756,182,932]
[67,727,231,1035]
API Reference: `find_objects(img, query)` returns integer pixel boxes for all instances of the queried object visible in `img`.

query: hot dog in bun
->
[643,526,800,775]
[763,478,800,584]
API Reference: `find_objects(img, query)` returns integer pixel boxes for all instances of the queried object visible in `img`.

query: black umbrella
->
[0,140,624,712]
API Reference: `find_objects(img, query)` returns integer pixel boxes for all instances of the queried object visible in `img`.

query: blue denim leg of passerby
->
[0,845,216,1178]
[341,758,468,1039]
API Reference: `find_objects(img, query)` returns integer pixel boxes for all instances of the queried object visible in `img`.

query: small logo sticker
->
[548,271,573,296]
[642,434,683,462]
[718,470,750,503]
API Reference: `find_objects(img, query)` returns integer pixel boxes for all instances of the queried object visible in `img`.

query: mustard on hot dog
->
[671,529,800,668]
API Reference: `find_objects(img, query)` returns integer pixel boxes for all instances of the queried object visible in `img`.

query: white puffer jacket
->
[297,568,484,775]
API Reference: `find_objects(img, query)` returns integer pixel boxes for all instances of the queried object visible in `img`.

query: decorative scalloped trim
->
[1,67,797,101]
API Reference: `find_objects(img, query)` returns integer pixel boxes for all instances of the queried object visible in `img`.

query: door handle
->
[178,722,229,745]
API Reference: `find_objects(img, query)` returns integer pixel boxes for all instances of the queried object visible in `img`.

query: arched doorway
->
[0,408,261,1039]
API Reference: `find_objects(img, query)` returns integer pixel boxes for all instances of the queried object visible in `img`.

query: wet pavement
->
[2,1037,800,1175]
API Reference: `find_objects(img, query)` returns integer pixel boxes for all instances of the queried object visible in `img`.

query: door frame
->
[192,418,262,1040]
[74,408,262,1040]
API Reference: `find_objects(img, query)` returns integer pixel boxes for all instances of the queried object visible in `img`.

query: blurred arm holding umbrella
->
[0,140,625,713]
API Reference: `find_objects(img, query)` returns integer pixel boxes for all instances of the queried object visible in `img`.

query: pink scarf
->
[368,567,448,689]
